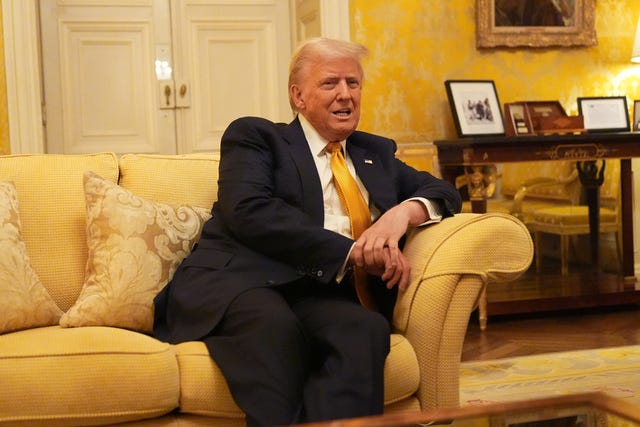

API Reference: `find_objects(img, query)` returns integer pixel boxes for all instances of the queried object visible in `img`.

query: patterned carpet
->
[460,345,640,407]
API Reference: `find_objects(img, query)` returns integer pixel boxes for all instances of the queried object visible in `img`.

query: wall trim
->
[320,0,350,40]
[2,0,45,153]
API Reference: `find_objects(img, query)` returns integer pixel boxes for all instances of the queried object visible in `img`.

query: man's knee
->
[360,311,391,354]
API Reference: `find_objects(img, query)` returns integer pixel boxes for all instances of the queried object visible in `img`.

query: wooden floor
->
[462,304,640,362]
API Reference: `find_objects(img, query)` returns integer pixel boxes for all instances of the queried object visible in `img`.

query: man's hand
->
[349,201,429,291]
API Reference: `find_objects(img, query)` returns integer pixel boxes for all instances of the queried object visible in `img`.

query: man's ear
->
[290,85,305,111]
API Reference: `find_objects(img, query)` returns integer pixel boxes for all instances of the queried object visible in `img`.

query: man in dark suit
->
[153,37,461,426]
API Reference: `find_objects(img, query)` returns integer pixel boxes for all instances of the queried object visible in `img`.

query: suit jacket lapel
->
[348,141,396,213]
[282,118,324,225]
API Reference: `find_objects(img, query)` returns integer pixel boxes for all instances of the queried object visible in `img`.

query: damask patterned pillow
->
[59,171,211,333]
[0,181,63,334]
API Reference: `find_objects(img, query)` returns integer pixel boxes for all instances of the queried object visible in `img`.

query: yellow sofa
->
[0,152,533,426]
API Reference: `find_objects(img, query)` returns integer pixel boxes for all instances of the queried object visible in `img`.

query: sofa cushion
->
[0,326,179,426]
[0,181,62,334]
[173,334,420,417]
[0,153,119,311]
[60,171,211,333]
[384,333,420,403]
[118,153,219,208]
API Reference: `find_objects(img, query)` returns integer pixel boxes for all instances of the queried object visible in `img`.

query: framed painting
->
[445,80,505,137]
[477,0,597,48]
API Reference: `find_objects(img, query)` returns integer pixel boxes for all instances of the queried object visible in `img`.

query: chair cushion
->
[0,153,119,311]
[461,198,580,225]
[0,326,179,426]
[532,206,617,227]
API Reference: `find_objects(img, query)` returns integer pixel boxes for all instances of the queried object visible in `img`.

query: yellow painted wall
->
[351,0,640,143]
[0,3,637,155]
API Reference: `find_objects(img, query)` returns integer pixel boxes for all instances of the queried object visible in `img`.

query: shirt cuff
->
[336,243,355,283]
[405,197,442,226]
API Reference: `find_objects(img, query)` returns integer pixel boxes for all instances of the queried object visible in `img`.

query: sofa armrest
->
[393,213,533,410]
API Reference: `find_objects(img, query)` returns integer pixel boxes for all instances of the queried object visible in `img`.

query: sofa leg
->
[478,288,487,331]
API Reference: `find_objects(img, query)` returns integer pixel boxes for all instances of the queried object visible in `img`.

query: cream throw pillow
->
[0,181,63,334]
[60,171,211,333]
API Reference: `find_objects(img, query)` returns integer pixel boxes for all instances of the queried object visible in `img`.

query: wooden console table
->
[434,132,640,326]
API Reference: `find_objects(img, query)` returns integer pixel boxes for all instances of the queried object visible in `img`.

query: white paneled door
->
[39,0,293,154]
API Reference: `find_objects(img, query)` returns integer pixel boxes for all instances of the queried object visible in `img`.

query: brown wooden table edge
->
[292,393,640,427]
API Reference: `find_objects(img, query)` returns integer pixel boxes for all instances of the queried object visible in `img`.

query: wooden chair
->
[529,159,621,275]
[457,160,582,329]
[459,160,582,225]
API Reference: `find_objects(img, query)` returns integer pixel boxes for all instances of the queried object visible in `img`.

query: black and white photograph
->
[445,80,505,137]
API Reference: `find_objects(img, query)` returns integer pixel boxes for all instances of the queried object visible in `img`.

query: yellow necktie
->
[326,142,376,310]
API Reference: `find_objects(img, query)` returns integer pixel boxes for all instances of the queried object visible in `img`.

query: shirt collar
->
[298,114,346,157]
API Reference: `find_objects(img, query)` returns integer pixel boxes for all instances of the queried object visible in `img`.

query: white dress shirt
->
[298,114,442,240]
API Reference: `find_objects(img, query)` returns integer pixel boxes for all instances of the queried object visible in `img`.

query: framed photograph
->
[445,80,505,137]
[577,96,630,132]
[477,0,597,48]
[504,102,535,136]
[634,100,640,131]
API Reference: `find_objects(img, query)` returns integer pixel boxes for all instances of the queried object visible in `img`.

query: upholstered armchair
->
[459,160,582,225]
[529,159,621,275]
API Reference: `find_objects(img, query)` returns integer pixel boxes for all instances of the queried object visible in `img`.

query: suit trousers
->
[203,278,391,427]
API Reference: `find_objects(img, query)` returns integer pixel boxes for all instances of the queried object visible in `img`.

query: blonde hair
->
[288,38,368,111]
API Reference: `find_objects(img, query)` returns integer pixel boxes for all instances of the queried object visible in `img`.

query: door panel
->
[40,0,292,154]
[40,0,176,154]
[171,0,292,152]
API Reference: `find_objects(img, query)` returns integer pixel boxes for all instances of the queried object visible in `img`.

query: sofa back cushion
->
[0,153,119,311]
[118,153,220,209]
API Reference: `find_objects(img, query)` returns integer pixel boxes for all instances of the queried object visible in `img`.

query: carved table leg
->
[463,165,496,331]
[577,160,604,272]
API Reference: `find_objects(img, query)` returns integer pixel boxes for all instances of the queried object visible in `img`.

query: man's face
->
[291,57,362,142]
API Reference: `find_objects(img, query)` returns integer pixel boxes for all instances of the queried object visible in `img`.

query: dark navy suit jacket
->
[153,116,461,344]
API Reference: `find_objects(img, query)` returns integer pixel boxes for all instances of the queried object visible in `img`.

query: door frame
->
[2,0,43,153]
[2,0,350,154]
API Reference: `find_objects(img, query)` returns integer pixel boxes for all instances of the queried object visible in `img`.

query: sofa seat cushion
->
[0,326,179,426]
[173,333,419,417]
[384,333,420,403]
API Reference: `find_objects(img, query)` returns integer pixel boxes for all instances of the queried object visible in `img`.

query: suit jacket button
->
[316,270,323,277]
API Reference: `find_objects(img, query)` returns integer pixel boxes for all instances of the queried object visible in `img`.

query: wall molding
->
[320,0,350,40]
[2,0,45,153]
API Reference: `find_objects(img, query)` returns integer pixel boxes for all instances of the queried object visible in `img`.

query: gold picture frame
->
[477,0,597,48]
